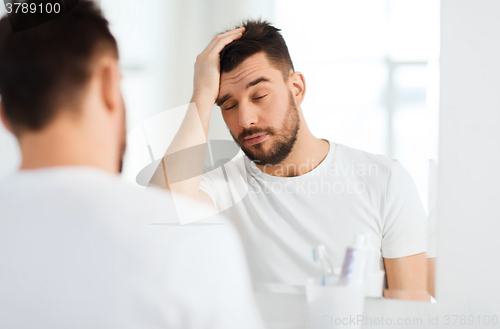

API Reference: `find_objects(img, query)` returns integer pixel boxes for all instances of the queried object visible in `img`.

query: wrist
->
[190,94,216,112]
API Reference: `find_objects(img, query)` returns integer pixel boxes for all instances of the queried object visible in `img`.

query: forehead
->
[219,52,283,91]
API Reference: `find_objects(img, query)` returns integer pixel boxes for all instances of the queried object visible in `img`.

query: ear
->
[289,71,306,106]
[0,101,14,134]
[100,57,122,115]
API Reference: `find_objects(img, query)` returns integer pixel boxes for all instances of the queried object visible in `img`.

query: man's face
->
[218,52,300,166]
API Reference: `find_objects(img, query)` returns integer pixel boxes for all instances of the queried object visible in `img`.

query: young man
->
[152,20,429,297]
[0,2,265,328]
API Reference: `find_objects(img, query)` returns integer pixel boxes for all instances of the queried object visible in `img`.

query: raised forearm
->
[148,27,245,201]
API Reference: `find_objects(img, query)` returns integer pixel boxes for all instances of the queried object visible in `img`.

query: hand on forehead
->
[218,53,286,105]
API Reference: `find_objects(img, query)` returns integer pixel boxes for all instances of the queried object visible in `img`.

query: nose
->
[238,101,259,129]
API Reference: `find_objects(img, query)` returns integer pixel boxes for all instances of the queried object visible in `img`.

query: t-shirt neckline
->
[245,139,337,182]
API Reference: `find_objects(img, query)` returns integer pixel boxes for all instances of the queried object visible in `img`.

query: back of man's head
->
[219,19,294,80]
[0,0,118,136]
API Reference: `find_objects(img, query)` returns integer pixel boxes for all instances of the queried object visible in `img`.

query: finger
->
[218,26,245,38]
[211,31,244,54]
[206,27,245,51]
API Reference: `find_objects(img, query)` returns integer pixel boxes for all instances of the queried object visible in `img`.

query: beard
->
[230,91,300,166]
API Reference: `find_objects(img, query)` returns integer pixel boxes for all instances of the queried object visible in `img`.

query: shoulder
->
[214,150,247,172]
[202,150,248,181]
[105,175,223,225]
[0,167,190,225]
[332,143,397,180]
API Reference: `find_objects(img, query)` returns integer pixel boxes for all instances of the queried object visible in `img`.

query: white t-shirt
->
[0,167,265,329]
[199,140,428,293]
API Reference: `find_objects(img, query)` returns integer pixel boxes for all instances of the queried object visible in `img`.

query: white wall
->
[0,5,21,181]
[437,0,500,315]
[353,1,500,328]
[369,1,500,326]
[0,123,20,180]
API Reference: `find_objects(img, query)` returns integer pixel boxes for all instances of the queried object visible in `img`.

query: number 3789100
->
[5,2,61,14]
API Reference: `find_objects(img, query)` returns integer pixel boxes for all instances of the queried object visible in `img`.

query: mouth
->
[244,133,268,146]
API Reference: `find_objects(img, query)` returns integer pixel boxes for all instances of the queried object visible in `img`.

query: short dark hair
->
[219,19,294,79]
[0,0,118,134]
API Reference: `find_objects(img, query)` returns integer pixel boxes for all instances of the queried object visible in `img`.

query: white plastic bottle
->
[339,234,368,286]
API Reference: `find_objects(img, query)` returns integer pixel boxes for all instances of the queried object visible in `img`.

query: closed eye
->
[253,94,268,101]
[223,104,236,111]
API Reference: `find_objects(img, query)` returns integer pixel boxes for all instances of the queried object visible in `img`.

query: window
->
[275,0,440,212]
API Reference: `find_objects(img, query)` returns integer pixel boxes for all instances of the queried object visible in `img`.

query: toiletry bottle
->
[339,234,367,286]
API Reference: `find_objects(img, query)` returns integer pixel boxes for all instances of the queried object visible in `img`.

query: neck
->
[18,117,118,173]
[256,113,329,177]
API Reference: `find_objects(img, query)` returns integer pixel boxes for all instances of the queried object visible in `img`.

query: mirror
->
[101,0,439,305]
[0,1,439,320]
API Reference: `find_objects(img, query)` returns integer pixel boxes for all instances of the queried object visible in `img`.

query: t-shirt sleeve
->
[381,161,428,259]
[199,158,243,213]
[198,169,220,210]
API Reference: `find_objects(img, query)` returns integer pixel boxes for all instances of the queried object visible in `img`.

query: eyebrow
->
[216,77,271,107]
[246,77,270,89]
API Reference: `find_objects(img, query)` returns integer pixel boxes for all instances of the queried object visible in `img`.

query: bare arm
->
[383,253,431,301]
[148,27,245,205]
[427,257,435,298]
